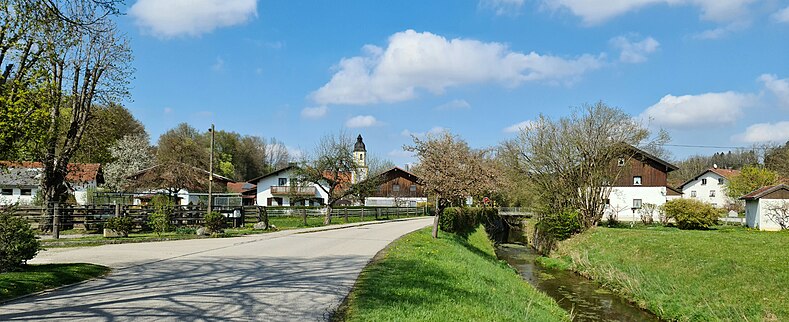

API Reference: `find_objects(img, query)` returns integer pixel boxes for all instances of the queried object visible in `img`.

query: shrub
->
[148,195,174,236]
[661,199,721,230]
[536,209,581,241]
[104,216,133,237]
[204,212,226,233]
[0,208,41,272]
[439,207,498,237]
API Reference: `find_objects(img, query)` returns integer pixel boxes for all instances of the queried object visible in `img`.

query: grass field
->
[0,264,110,302]
[549,226,789,321]
[337,227,569,321]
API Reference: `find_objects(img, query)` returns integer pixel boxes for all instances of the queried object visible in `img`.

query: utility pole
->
[208,124,215,215]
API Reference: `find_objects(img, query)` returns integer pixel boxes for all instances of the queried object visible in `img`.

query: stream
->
[495,244,660,322]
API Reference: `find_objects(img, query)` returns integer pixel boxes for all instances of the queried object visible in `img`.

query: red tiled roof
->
[709,168,740,179]
[0,161,102,183]
[227,182,256,193]
[741,184,789,200]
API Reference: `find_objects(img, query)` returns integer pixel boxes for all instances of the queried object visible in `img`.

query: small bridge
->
[497,207,534,218]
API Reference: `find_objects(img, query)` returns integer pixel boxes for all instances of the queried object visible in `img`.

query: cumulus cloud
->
[759,74,789,109]
[641,92,756,128]
[734,121,789,143]
[312,30,604,106]
[130,0,258,38]
[436,99,471,110]
[503,120,534,133]
[480,0,526,15]
[301,106,328,119]
[610,35,660,63]
[542,0,754,25]
[345,115,380,128]
[773,6,789,23]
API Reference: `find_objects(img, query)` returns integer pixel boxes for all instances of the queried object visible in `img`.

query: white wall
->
[365,197,427,207]
[749,199,789,231]
[71,180,98,205]
[745,200,759,228]
[681,172,733,207]
[254,169,328,206]
[0,187,37,205]
[606,186,668,221]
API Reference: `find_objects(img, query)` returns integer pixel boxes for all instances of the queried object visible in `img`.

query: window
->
[20,189,31,196]
[701,178,707,185]
[409,184,416,192]
[617,158,625,167]
[718,178,725,185]
[633,176,642,186]
[710,190,716,197]
[392,184,400,192]
[359,153,363,161]
[1,189,11,195]
[633,199,642,209]
[691,191,697,198]
[278,178,288,186]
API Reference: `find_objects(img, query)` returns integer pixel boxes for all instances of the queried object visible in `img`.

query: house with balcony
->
[678,168,740,208]
[248,165,328,207]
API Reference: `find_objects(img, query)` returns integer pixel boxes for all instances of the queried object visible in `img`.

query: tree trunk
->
[323,205,333,225]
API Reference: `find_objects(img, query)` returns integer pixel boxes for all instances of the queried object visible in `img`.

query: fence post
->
[52,203,60,239]
[361,208,364,222]
[344,207,349,223]
[376,207,381,220]
[263,207,269,229]
[302,208,308,226]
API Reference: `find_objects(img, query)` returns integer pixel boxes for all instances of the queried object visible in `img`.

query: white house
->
[606,147,680,222]
[0,161,103,205]
[249,165,329,207]
[679,168,740,208]
[742,184,789,231]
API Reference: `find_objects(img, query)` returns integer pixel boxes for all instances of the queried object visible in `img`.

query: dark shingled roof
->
[354,134,366,152]
[740,184,789,200]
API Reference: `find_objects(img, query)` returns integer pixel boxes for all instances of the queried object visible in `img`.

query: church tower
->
[353,134,368,183]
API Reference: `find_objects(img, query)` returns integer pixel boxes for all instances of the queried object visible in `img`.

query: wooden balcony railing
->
[270,186,317,196]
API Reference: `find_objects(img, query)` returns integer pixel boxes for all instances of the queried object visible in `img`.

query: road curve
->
[0,218,433,321]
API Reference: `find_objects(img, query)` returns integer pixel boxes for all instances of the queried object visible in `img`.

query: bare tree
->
[765,201,789,230]
[405,131,499,238]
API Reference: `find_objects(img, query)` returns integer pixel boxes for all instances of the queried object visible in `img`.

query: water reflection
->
[495,244,660,322]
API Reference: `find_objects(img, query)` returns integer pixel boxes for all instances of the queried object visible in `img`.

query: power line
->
[660,144,773,150]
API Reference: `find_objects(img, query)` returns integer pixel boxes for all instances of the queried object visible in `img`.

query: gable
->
[761,188,789,200]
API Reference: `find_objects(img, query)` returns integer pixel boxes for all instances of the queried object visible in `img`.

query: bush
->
[204,212,226,233]
[536,209,582,241]
[0,208,41,272]
[148,195,174,236]
[439,207,498,237]
[104,216,133,237]
[661,199,721,230]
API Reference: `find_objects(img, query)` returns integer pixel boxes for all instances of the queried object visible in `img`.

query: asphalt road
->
[0,218,433,321]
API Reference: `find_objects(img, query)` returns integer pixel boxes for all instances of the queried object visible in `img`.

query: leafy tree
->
[405,131,499,238]
[765,141,789,179]
[72,103,146,164]
[726,165,779,199]
[103,134,154,191]
[156,123,208,169]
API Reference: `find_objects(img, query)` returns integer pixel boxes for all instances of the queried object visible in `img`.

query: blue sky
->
[119,0,789,166]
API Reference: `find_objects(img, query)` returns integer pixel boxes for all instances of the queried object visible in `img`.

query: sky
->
[117,0,789,166]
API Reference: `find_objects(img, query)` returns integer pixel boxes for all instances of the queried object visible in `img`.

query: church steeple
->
[354,134,366,152]
[353,134,368,183]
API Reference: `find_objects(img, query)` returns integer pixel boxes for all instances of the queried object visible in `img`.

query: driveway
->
[0,218,433,321]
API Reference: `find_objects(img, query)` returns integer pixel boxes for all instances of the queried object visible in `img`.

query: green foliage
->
[438,207,498,237]
[661,199,721,230]
[726,165,779,199]
[0,209,41,272]
[536,210,582,241]
[104,216,133,237]
[148,195,174,236]
[0,263,110,301]
[204,212,226,233]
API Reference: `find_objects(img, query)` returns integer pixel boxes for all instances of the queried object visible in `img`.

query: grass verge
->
[335,226,569,321]
[549,225,789,321]
[0,264,110,302]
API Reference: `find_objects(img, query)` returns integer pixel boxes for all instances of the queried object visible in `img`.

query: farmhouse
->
[679,168,740,207]
[741,184,789,231]
[606,146,679,221]
[364,167,427,207]
[0,161,103,205]
[248,165,329,207]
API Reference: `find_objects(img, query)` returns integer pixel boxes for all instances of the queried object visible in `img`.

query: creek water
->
[495,244,660,322]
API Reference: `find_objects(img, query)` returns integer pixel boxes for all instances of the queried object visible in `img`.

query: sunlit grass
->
[0,264,110,302]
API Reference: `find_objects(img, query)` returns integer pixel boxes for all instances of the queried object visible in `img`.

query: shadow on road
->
[1,255,368,321]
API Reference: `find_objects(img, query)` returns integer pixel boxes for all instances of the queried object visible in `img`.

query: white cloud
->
[480,0,526,15]
[301,106,328,119]
[641,91,756,128]
[436,99,471,110]
[130,0,257,38]
[312,30,604,106]
[759,74,789,109]
[734,121,789,143]
[542,0,755,25]
[503,120,534,133]
[773,6,789,23]
[401,127,448,138]
[610,35,660,63]
[345,115,380,128]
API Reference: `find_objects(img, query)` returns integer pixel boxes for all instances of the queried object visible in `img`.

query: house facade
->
[364,167,427,207]
[679,168,740,207]
[606,147,679,221]
[0,162,103,205]
[249,166,329,207]
[742,184,789,231]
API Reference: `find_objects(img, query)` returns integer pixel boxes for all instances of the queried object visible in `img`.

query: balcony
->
[270,186,317,196]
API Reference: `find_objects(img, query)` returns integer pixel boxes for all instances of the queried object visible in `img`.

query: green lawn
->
[0,264,110,302]
[549,226,789,321]
[337,227,569,321]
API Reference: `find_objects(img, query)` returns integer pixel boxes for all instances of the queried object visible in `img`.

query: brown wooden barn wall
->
[370,175,426,198]
[613,157,669,187]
